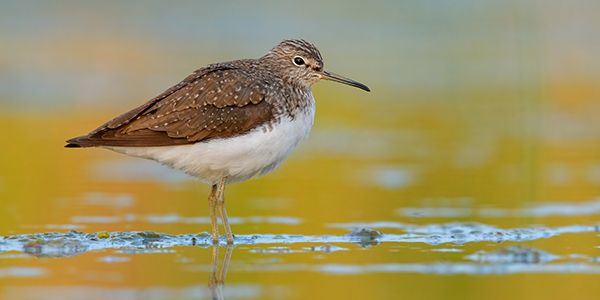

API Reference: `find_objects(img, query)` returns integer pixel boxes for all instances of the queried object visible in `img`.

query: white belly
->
[106,103,315,185]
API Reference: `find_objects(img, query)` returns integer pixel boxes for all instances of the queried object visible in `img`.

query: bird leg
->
[216,177,234,244]
[208,184,219,244]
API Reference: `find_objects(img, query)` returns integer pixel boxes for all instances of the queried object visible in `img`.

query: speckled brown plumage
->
[66,40,321,148]
[66,38,370,150]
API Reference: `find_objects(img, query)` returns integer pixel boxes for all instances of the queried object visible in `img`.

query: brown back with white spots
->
[66,39,326,148]
[66,62,276,147]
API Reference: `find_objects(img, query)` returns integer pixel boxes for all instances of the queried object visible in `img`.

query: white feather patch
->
[106,99,315,184]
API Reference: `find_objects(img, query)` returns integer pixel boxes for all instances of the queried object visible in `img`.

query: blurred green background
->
[1,1,600,300]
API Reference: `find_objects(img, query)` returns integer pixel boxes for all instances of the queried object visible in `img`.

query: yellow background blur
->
[1,1,600,299]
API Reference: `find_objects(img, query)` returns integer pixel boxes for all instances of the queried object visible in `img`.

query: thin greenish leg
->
[216,177,234,244]
[209,184,219,244]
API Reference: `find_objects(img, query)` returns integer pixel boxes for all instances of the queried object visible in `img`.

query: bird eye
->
[293,56,305,66]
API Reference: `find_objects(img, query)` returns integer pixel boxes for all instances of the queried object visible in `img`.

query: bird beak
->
[320,71,370,92]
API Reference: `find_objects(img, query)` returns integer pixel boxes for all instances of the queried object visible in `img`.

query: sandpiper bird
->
[66,39,370,244]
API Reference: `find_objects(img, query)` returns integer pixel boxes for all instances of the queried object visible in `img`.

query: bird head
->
[263,39,370,92]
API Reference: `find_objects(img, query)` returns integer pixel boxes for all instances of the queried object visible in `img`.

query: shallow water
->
[2,202,600,299]
[3,1,600,300]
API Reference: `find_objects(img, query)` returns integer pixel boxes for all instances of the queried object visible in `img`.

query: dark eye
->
[293,56,305,66]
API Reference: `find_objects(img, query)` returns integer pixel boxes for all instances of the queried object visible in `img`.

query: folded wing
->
[66,63,275,147]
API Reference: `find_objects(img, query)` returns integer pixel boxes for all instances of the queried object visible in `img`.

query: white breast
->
[106,98,315,185]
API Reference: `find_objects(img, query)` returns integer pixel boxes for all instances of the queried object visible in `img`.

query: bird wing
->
[66,63,274,147]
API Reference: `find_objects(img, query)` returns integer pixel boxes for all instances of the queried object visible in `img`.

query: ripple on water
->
[226,261,600,275]
[364,165,416,189]
[249,245,348,254]
[80,192,135,208]
[329,222,599,244]
[91,159,191,183]
[97,255,130,263]
[145,215,301,225]
[67,214,301,225]
[398,198,600,218]
[1,222,598,258]
[430,248,463,253]
[0,267,46,278]
[1,222,599,275]
[465,246,561,264]
[1,285,262,300]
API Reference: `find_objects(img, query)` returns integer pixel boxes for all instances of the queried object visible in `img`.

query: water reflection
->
[209,246,233,300]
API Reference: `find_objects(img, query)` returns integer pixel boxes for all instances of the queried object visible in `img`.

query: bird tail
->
[64,135,95,148]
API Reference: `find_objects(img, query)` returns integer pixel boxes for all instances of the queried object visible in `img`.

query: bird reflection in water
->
[209,245,234,300]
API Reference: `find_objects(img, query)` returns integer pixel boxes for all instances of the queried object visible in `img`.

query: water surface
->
[2,1,600,300]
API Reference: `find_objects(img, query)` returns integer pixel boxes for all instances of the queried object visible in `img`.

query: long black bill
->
[321,71,370,92]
